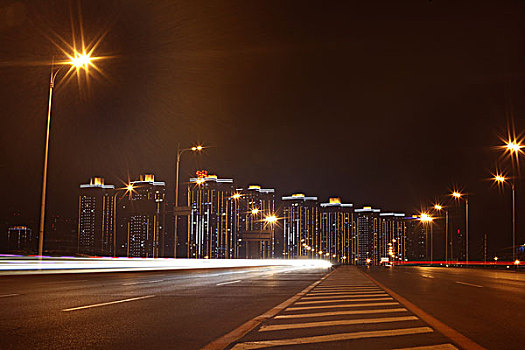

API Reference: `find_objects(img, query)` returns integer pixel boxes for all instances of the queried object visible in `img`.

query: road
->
[0,265,329,349]
[1,265,523,349]
[360,266,525,350]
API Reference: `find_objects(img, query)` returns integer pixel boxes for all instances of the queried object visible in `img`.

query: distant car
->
[384,263,393,267]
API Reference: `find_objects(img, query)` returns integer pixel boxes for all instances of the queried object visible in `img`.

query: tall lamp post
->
[452,191,469,264]
[433,204,449,263]
[265,214,278,259]
[420,213,433,263]
[493,173,517,261]
[174,144,203,258]
[38,52,96,257]
[501,139,523,261]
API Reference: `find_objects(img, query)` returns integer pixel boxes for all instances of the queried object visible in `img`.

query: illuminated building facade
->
[78,177,116,256]
[187,174,236,258]
[405,216,426,261]
[319,198,354,264]
[119,174,166,258]
[282,193,319,259]
[238,185,276,259]
[378,213,406,263]
[7,226,34,251]
[354,206,381,264]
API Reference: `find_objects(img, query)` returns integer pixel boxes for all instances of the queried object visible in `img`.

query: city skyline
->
[2,0,525,259]
[2,3,525,349]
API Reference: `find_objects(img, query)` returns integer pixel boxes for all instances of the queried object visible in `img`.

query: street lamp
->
[174,144,203,258]
[38,51,97,258]
[504,139,524,159]
[265,215,278,258]
[419,212,434,263]
[451,190,469,264]
[433,204,449,264]
[493,173,517,261]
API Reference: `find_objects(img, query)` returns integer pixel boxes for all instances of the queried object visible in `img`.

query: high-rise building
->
[405,215,426,261]
[238,185,276,259]
[78,177,116,256]
[7,226,33,251]
[187,174,235,258]
[354,206,381,264]
[118,174,166,258]
[319,197,354,264]
[378,213,406,263]
[282,193,319,259]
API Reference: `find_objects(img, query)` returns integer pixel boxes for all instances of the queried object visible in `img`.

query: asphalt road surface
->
[1,265,523,349]
[360,266,525,350]
[0,265,329,349]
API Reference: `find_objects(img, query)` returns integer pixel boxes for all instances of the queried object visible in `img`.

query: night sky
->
[1,0,525,257]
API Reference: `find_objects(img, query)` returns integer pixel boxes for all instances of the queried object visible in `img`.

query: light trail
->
[0,256,332,275]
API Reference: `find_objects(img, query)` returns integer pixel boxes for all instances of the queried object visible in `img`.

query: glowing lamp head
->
[452,191,462,199]
[265,215,277,224]
[195,178,205,185]
[366,258,371,264]
[494,256,499,261]
[420,213,433,223]
[494,174,506,183]
[70,52,92,69]
[192,145,203,151]
[126,184,134,191]
[514,259,520,265]
[232,193,241,200]
[506,141,523,153]
[434,204,443,211]
[251,208,260,215]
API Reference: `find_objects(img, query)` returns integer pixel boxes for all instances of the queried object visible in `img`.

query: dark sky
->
[1,0,525,257]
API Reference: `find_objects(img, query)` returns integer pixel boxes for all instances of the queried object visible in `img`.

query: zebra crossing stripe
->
[230,327,434,350]
[275,307,408,319]
[392,344,458,350]
[259,316,419,332]
[295,297,393,304]
[303,293,388,299]
[286,301,399,311]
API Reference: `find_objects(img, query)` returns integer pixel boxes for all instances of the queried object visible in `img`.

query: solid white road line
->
[62,295,155,312]
[231,327,434,349]
[286,302,399,311]
[392,344,458,350]
[295,297,393,305]
[303,293,388,299]
[0,293,20,298]
[275,307,408,319]
[217,280,242,286]
[259,316,418,332]
[455,281,483,288]
[122,280,164,286]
